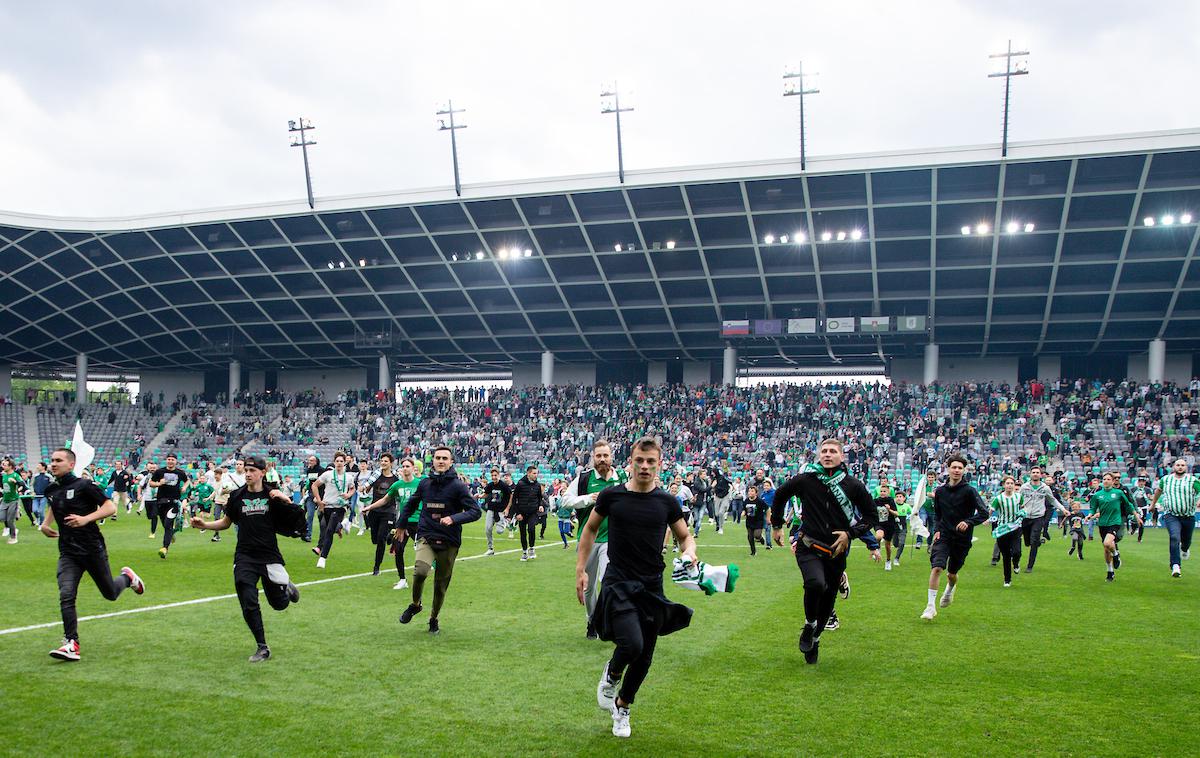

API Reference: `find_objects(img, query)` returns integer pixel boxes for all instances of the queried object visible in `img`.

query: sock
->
[1106,562,1113,571]
[805,619,818,630]
[927,588,937,605]
[944,583,956,596]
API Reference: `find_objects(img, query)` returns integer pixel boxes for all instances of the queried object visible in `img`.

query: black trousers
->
[366,510,395,571]
[57,551,131,642]
[317,507,346,559]
[145,500,159,534]
[234,562,291,646]
[795,544,847,638]
[160,500,180,550]
[518,515,537,550]
[394,523,415,579]
[1022,515,1048,569]
[607,610,662,706]
[996,530,1022,583]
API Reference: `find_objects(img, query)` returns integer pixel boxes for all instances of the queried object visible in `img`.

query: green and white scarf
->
[805,462,855,522]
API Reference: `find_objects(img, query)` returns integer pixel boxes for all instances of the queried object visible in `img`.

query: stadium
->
[3,9,1200,756]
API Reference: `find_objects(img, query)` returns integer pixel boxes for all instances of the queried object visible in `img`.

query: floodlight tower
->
[437,100,467,197]
[783,63,819,170]
[600,83,633,184]
[288,117,317,209]
[988,40,1030,158]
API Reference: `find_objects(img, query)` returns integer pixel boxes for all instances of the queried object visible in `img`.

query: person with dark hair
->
[300,454,326,542]
[482,468,512,555]
[505,464,544,561]
[1151,458,1200,578]
[579,436,696,739]
[396,446,481,634]
[873,481,899,571]
[1088,471,1141,582]
[769,438,878,664]
[921,453,990,620]
[358,453,398,577]
[190,455,301,662]
[1018,465,1067,573]
[150,454,189,559]
[743,485,766,556]
[312,452,356,569]
[990,475,1026,587]
[40,447,145,661]
[562,440,629,638]
[1,457,24,543]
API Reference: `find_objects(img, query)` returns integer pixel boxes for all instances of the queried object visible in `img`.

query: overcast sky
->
[2,0,1197,218]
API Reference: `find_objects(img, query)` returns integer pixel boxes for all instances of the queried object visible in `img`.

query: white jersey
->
[317,469,358,507]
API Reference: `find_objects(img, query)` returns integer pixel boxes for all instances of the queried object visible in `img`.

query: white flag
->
[70,421,95,477]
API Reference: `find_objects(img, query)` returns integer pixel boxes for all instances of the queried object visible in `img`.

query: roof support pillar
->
[923,343,939,386]
[229,360,241,400]
[75,353,88,404]
[541,351,554,387]
[1148,338,1166,385]
[722,345,737,386]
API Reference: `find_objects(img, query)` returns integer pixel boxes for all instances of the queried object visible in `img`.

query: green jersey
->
[990,492,1025,535]
[1,472,21,503]
[1089,487,1136,527]
[573,468,630,543]
[188,482,215,508]
[386,477,424,524]
[1156,473,1200,518]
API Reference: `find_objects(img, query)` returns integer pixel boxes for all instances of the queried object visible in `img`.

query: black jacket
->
[932,480,990,538]
[398,466,481,547]
[511,476,543,514]
[769,467,878,544]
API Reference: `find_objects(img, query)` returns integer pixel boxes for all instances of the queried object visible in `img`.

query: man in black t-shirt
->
[150,454,189,558]
[40,447,145,662]
[576,437,696,740]
[191,455,300,663]
[482,469,512,555]
[359,453,399,576]
[110,460,134,514]
[301,455,327,542]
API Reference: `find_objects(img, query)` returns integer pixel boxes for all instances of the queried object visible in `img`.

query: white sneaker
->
[520,551,528,561]
[939,590,954,608]
[611,705,631,738]
[357,528,366,537]
[717,528,724,534]
[393,578,409,589]
[316,557,326,569]
[485,549,495,556]
[884,560,892,571]
[7,528,16,544]
[1,527,7,537]
[894,557,900,566]
[1013,566,1020,574]
[1172,564,1182,578]
[340,519,352,532]
[1183,550,1191,560]
[1003,582,1011,588]
[597,663,618,710]
[920,605,937,620]
[529,548,536,559]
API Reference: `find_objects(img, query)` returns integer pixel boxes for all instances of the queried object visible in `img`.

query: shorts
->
[1099,525,1124,543]
[0,501,18,522]
[929,536,972,573]
[878,521,897,542]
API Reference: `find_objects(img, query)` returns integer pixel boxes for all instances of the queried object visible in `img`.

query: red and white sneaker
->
[50,638,80,661]
[121,566,145,595]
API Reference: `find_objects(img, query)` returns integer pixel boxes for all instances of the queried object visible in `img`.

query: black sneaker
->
[838,573,850,600]
[211,534,221,543]
[803,640,819,665]
[1106,571,1115,582]
[1023,567,1033,574]
[1113,552,1121,571]
[372,568,381,577]
[586,622,599,640]
[249,645,271,663]
[798,623,816,653]
[428,618,440,635]
[286,582,300,604]
[399,603,423,624]
[301,536,312,543]
[825,612,840,631]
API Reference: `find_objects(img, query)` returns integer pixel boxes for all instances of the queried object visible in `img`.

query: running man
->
[770,439,879,663]
[395,446,481,634]
[190,455,301,662]
[482,468,512,555]
[150,454,189,559]
[1018,466,1067,573]
[505,465,544,561]
[40,447,145,661]
[562,440,629,639]
[578,436,696,739]
[1150,459,1198,578]
[1087,471,1141,582]
[873,481,899,571]
[920,454,990,620]
[109,460,134,514]
[359,453,399,577]
[311,453,356,569]
[1,458,24,544]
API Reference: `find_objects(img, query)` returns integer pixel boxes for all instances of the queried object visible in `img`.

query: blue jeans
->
[304,495,317,539]
[1164,514,1195,567]
[32,496,47,523]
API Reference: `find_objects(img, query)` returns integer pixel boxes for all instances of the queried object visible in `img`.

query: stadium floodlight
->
[666,240,676,249]
[821,231,832,242]
[961,226,971,235]
[475,251,484,260]
[524,249,532,257]
[763,234,775,245]
[1144,217,1155,227]
[327,261,334,269]
[437,100,467,197]
[976,223,990,235]
[498,248,509,260]
[988,40,1030,158]
[850,229,862,241]
[1024,222,1035,232]
[358,258,366,267]
[338,260,345,268]
[794,231,806,243]
[614,243,622,252]
[1162,214,1176,225]
[288,117,317,209]
[600,82,634,183]
[836,231,847,241]
[451,253,458,261]
[783,62,820,170]
[1006,221,1019,234]
[1182,213,1194,224]
[779,235,789,244]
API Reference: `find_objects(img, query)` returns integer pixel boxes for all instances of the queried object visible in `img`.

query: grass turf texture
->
[2,515,1198,757]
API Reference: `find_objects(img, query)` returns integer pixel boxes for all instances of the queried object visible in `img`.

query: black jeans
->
[234,562,291,645]
[607,610,662,706]
[395,523,415,579]
[366,510,395,571]
[519,516,537,550]
[795,544,847,638]
[57,551,131,642]
[145,500,159,534]
[317,507,346,559]
[1022,515,1048,569]
[160,500,180,549]
[997,530,1022,583]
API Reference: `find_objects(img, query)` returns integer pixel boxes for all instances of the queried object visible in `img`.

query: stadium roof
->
[2,128,1199,373]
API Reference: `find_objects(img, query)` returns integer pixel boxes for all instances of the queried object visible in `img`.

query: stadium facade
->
[1,128,1199,400]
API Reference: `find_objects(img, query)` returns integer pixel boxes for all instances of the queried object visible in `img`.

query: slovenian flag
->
[721,320,750,336]
[69,421,96,477]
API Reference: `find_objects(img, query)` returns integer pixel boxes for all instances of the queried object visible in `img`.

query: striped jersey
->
[1157,473,1200,518]
[990,492,1025,531]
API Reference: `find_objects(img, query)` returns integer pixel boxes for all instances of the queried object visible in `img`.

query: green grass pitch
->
[2,514,1197,757]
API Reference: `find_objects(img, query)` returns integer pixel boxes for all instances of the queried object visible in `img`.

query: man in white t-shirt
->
[311,452,356,569]
[212,460,247,544]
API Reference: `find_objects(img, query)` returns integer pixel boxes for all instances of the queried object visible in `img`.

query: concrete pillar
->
[722,345,737,386]
[648,361,667,386]
[229,360,241,399]
[923,343,939,386]
[1148,338,1166,385]
[75,353,88,403]
[0,364,11,401]
[378,354,390,393]
[540,351,554,386]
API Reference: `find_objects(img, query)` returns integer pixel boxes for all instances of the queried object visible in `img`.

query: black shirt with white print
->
[152,466,189,502]
[226,486,285,565]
